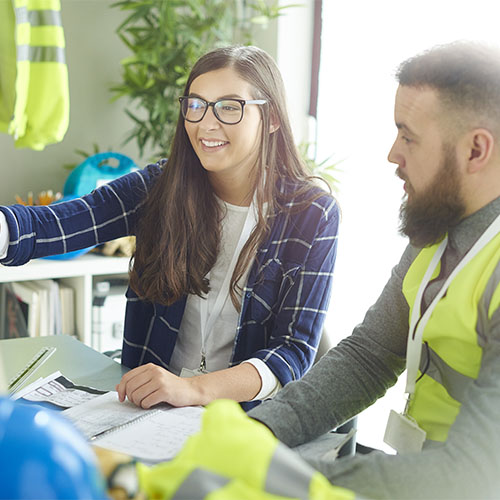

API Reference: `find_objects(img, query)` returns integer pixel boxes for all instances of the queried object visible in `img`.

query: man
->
[248,41,500,499]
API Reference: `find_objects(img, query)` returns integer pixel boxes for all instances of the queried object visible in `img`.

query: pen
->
[89,412,151,442]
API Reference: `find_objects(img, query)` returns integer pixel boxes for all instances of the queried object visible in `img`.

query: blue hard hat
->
[0,397,108,499]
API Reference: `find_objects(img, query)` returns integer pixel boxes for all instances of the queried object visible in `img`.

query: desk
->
[0,336,134,499]
[0,335,128,391]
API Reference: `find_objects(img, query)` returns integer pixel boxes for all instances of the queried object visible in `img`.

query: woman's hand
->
[116,362,262,408]
[116,363,203,408]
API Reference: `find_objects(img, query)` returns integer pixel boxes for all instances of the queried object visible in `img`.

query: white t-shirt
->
[169,199,280,400]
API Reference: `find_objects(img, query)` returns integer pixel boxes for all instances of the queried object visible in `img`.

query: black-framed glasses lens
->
[181,98,244,124]
[213,100,243,123]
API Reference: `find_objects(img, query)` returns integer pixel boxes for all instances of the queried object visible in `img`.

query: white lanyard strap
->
[198,200,257,368]
[405,213,500,397]
[405,237,447,395]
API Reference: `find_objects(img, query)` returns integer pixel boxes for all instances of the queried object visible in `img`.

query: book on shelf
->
[59,283,75,336]
[26,279,61,336]
[11,281,39,337]
[0,283,29,339]
[5,280,76,338]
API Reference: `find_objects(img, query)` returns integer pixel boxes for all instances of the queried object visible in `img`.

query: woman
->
[0,46,339,410]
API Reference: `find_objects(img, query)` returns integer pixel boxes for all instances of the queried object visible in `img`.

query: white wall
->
[0,0,147,205]
[276,0,314,145]
[247,0,314,146]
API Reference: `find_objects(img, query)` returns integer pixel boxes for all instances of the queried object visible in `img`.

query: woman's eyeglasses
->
[179,96,267,125]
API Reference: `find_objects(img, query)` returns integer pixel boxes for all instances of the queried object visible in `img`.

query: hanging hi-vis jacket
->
[137,400,357,500]
[0,0,69,150]
[402,232,500,443]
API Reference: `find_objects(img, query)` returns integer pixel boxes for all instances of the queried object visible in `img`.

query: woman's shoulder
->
[278,178,338,219]
[131,159,166,189]
[268,179,339,248]
[143,159,167,176]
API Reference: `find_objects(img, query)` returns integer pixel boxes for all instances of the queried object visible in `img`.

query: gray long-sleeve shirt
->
[249,197,500,499]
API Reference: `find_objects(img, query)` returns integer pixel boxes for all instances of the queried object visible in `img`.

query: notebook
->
[63,391,203,462]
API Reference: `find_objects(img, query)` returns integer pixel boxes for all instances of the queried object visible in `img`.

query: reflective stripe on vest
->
[418,343,475,404]
[403,232,500,442]
[476,257,500,346]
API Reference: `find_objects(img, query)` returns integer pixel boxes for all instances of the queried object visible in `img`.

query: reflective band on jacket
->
[266,443,313,499]
[14,7,62,26]
[137,400,357,500]
[16,45,65,63]
[4,0,69,149]
[172,469,230,499]
[403,231,500,442]
[170,444,315,500]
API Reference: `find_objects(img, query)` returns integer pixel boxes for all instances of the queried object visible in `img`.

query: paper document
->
[12,371,106,408]
[63,391,204,462]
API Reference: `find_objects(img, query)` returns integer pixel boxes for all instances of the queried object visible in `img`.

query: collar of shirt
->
[447,195,500,257]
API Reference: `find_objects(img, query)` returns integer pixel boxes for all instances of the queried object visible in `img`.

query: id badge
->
[180,367,208,378]
[383,409,426,454]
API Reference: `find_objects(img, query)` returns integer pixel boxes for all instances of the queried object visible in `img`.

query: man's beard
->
[398,147,466,248]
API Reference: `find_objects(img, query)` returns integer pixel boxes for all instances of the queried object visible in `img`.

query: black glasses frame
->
[179,96,267,125]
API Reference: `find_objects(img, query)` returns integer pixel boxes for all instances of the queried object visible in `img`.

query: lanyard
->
[405,213,500,405]
[198,199,258,371]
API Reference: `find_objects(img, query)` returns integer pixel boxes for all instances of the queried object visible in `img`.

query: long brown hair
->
[130,45,321,308]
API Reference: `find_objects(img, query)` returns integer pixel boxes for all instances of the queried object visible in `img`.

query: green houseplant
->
[109,1,338,189]
[110,0,294,159]
[298,142,342,192]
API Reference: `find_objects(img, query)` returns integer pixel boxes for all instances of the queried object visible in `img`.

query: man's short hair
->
[396,41,500,137]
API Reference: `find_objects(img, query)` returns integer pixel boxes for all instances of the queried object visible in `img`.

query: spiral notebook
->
[63,391,203,462]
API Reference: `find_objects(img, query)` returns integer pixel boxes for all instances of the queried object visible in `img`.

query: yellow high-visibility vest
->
[402,233,500,442]
[0,0,69,150]
[137,400,358,500]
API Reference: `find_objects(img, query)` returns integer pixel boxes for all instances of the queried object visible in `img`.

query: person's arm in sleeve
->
[321,302,500,499]
[247,195,341,387]
[248,244,414,446]
[0,211,9,259]
[0,164,161,266]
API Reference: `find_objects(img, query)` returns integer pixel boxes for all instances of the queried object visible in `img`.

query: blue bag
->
[63,152,138,197]
[44,152,138,260]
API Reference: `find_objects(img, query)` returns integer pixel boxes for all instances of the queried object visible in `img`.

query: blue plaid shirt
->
[0,163,339,404]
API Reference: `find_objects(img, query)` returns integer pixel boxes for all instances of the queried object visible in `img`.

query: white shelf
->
[0,253,130,346]
[0,254,130,282]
